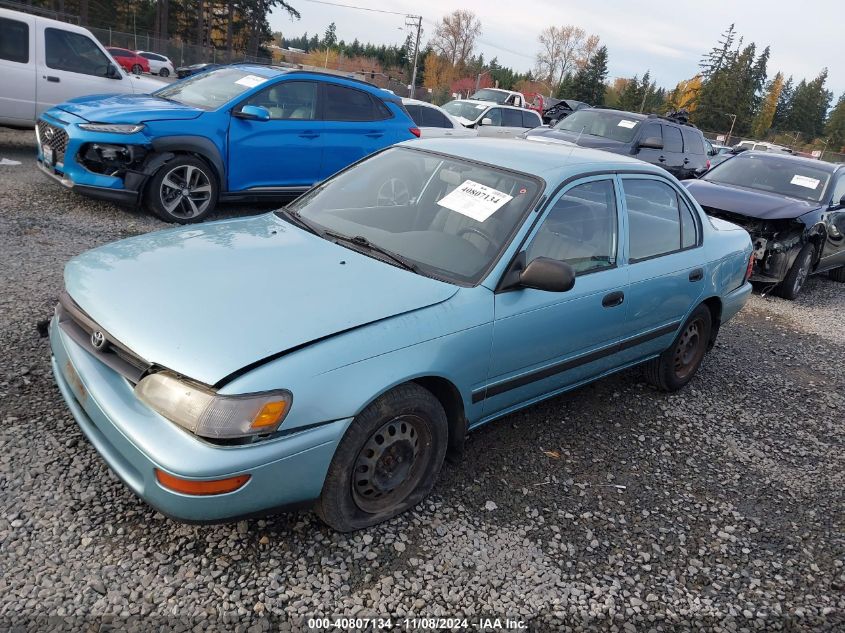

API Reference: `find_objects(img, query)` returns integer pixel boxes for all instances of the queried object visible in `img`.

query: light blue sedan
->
[50,138,753,531]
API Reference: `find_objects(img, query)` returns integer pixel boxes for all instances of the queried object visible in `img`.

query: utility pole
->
[725,113,737,146]
[406,15,422,99]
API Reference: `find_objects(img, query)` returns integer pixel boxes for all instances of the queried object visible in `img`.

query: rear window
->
[0,17,28,64]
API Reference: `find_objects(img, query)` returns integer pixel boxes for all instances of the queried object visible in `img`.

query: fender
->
[149,136,227,190]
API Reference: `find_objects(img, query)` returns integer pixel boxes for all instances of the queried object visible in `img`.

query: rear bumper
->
[721,281,752,323]
[50,317,348,523]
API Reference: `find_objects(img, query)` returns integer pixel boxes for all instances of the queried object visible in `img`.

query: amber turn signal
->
[155,469,250,496]
[250,400,288,429]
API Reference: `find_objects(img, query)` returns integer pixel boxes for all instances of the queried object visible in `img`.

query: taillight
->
[744,252,755,282]
[409,127,421,138]
[706,159,711,170]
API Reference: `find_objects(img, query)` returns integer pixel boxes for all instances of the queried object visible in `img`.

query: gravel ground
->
[1,128,843,632]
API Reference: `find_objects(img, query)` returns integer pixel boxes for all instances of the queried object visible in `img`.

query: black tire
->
[829,266,845,282]
[131,63,143,74]
[643,304,712,392]
[775,244,814,300]
[159,68,170,77]
[315,383,448,532]
[144,156,218,224]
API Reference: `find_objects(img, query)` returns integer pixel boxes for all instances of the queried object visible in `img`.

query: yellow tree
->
[752,72,784,138]
[666,75,702,112]
[423,52,455,91]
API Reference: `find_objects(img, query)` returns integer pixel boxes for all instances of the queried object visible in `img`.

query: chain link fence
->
[701,129,845,164]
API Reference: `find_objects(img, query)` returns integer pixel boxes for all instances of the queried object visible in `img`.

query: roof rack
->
[228,61,382,90]
[647,109,698,128]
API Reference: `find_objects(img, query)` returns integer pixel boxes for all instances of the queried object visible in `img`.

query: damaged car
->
[685,151,845,299]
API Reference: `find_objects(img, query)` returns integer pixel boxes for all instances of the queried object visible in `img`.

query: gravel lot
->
[1,127,843,632]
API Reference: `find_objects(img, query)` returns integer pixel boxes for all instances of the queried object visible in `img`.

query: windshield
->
[442,100,488,122]
[553,109,642,142]
[153,67,270,109]
[284,147,542,284]
[702,154,832,203]
[470,89,508,104]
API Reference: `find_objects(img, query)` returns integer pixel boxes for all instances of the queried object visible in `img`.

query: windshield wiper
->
[276,207,321,236]
[322,230,418,272]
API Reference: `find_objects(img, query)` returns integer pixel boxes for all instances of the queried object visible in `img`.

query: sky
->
[270,0,844,97]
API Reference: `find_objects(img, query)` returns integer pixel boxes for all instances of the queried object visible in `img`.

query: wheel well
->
[412,376,467,458]
[807,232,825,266]
[701,296,722,349]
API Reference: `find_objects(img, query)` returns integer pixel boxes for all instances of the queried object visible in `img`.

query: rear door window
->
[46,28,112,76]
[624,178,683,262]
[404,104,424,127]
[0,17,29,64]
[323,83,386,121]
[663,125,683,152]
[501,108,523,127]
[522,110,541,128]
[681,128,705,155]
[422,106,452,128]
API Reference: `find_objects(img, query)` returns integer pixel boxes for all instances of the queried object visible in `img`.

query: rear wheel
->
[775,244,814,300]
[643,305,712,392]
[159,68,170,77]
[829,266,845,282]
[131,63,143,74]
[144,156,218,223]
[315,383,448,532]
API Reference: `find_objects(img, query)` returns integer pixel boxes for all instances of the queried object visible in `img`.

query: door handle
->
[689,268,704,282]
[365,132,384,138]
[602,291,625,308]
[46,76,60,83]
[683,158,690,164]
[298,132,320,139]
[658,156,666,163]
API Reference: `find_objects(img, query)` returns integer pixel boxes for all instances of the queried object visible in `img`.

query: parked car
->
[106,47,150,75]
[735,140,792,154]
[469,87,526,108]
[442,99,542,137]
[175,62,220,78]
[35,65,419,222]
[525,108,710,180]
[136,50,175,77]
[50,138,753,530]
[401,98,477,138]
[705,139,733,167]
[684,152,845,299]
[0,7,164,128]
[541,98,590,126]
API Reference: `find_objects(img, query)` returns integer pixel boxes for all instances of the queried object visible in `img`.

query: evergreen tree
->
[569,45,608,105]
[772,75,794,130]
[826,94,845,151]
[322,22,337,48]
[751,72,783,138]
[616,75,644,112]
[785,69,832,137]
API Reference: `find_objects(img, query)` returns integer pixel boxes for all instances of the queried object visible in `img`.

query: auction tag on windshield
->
[235,74,266,88]
[790,174,820,189]
[475,104,487,110]
[437,180,513,223]
[617,119,637,128]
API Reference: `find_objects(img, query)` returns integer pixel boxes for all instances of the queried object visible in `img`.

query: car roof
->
[737,151,842,173]
[401,137,664,181]
[449,99,528,111]
[402,98,438,107]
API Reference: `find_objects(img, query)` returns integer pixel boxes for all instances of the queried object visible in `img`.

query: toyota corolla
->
[50,138,753,531]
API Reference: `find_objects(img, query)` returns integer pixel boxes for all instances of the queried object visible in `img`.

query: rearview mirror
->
[480,117,493,126]
[519,257,575,292]
[234,105,271,122]
[638,136,663,150]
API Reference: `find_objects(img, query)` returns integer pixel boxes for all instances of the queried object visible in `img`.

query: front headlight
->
[135,371,292,439]
[78,123,145,134]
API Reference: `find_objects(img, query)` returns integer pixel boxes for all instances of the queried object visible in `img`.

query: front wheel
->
[643,305,712,392]
[144,156,218,223]
[159,68,170,77]
[131,63,143,74]
[776,244,814,300]
[315,383,448,532]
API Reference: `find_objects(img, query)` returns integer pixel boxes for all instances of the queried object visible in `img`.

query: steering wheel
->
[457,226,496,252]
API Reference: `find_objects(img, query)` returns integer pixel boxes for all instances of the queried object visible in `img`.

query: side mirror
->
[480,117,493,127]
[638,136,663,150]
[832,194,845,210]
[106,64,120,79]
[519,257,576,292]
[234,105,271,122]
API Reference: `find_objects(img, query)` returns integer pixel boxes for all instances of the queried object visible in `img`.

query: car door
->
[661,124,686,177]
[476,107,504,137]
[227,80,324,191]
[634,122,664,167]
[481,177,629,417]
[319,82,392,180]
[681,127,708,177]
[522,110,542,131]
[0,14,36,125]
[37,25,126,115]
[819,173,845,271]
[614,175,704,366]
[497,107,526,137]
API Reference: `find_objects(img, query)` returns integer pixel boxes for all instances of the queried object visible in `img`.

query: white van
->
[0,7,165,128]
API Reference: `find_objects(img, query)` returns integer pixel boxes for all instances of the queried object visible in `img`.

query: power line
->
[303,0,417,18]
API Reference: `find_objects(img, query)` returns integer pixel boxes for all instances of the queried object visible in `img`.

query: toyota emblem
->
[44,127,55,141]
[90,330,107,351]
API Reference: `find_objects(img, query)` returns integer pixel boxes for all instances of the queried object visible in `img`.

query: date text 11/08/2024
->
[307,617,528,630]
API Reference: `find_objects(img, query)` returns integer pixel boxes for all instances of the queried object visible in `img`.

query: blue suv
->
[35,65,420,222]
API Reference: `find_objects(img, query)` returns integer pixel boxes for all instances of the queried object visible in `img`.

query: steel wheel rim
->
[159,164,212,219]
[673,318,706,380]
[352,414,427,513]
[376,177,410,206]
[132,64,142,74]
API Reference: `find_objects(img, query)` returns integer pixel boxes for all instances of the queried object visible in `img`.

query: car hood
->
[524,128,627,151]
[57,93,203,123]
[64,213,459,385]
[683,179,820,220]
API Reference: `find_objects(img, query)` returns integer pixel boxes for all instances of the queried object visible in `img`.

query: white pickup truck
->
[468,88,527,108]
[0,7,164,128]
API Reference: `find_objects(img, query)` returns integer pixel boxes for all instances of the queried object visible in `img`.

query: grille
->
[36,120,69,164]
[57,291,151,384]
